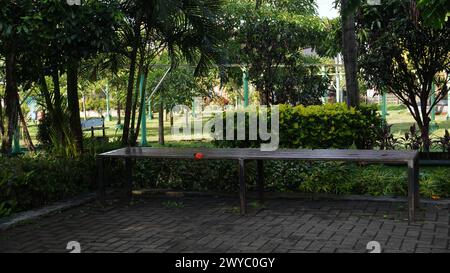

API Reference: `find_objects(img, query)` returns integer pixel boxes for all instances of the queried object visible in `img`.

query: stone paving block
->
[0,196,448,253]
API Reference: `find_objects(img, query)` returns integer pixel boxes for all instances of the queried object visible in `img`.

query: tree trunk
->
[38,58,70,145]
[117,100,122,125]
[130,58,145,145]
[159,101,165,145]
[39,74,55,117]
[421,118,431,152]
[341,0,360,107]
[134,69,148,144]
[1,49,19,155]
[256,0,262,9]
[258,82,269,105]
[67,58,83,153]
[122,36,139,147]
[18,106,35,152]
[0,96,4,137]
[52,68,62,115]
[420,97,432,152]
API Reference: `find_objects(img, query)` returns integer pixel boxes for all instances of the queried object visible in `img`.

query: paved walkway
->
[0,196,449,253]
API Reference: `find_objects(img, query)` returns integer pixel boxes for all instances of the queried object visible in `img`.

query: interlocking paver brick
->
[0,196,448,253]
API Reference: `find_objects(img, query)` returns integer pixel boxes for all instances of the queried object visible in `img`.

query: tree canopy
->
[357,0,450,150]
[223,0,329,105]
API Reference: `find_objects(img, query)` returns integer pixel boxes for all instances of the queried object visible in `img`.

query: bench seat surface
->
[99,147,418,163]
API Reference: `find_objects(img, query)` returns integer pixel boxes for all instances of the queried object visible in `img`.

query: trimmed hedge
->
[213,103,381,149]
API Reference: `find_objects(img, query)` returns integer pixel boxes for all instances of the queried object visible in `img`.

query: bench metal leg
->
[97,157,105,199]
[407,159,420,223]
[257,160,264,201]
[125,158,133,198]
[239,159,247,215]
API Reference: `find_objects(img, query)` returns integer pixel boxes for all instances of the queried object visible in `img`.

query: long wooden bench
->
[97,148,420,222]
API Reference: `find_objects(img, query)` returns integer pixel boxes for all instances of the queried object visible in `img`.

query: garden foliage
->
[213,103,381,149]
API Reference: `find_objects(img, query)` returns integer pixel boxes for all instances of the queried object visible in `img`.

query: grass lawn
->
[22,113,215,147]
[20,106,450,147]
[388,109,450,138]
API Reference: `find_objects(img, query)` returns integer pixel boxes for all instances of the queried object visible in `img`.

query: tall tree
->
[119,1,142,146]
[340,0,360,107]
[61,0,120,152]
[0,0,33,154]
[1,45,19,154]
[358,0,450,151]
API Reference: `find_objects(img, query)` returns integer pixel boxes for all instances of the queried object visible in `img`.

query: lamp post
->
[104,83,111,122]
[335,54,342,103]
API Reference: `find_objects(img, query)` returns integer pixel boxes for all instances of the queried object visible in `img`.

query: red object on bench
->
[194,153,204,160]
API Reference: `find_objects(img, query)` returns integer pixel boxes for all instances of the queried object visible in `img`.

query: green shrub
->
[213,103,381,149]
[420,167,450,199]
[133,159,243,192]
[350,165,407,196]
[130,160,450,199]
[0,153,97,218]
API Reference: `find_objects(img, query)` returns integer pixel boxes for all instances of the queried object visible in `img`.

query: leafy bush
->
[434,130,450,153]
[214,103,381,149]
[0,141,122,218]
[376,123,401,150]
[133,159,243,193]
[0,154,96,218]
[377,125,450,152]
[420,168,450,199]
[131,159,450,200]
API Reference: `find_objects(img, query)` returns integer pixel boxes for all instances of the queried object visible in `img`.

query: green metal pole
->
[105,83,111,122]
[139,73,147,146]
[430,83,438,132]
[381,92,388,124]
[243,68,249,107]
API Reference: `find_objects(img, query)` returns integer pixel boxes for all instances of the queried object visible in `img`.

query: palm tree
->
[119,0,226,146]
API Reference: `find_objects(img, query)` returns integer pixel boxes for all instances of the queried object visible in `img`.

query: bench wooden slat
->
[82,127,109,132]
[99,147,418,163]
